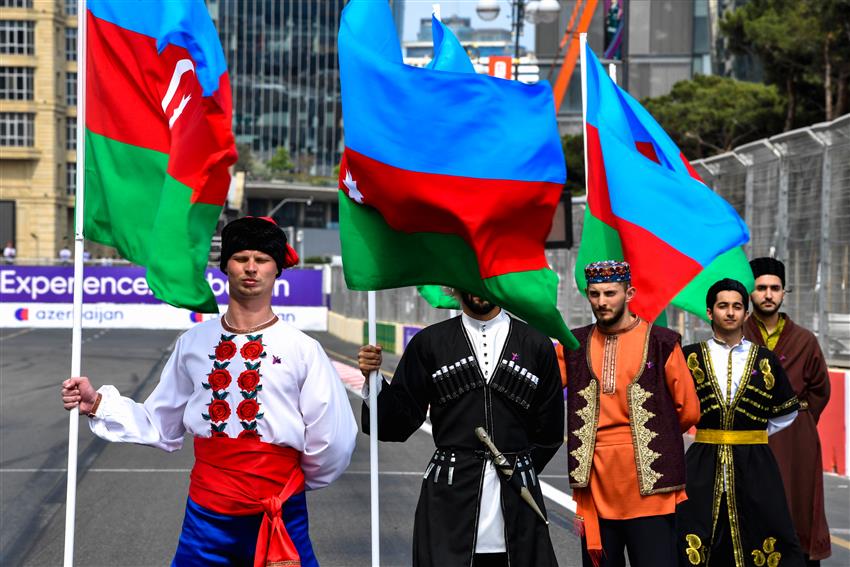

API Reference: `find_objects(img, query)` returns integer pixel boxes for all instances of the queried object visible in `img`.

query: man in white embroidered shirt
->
[677,278,804,567]
[358,290,564,567]
[61,216,357,566]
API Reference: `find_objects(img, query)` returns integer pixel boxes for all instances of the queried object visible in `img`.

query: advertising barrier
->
[0,266,327,331]
[819,369,849,476]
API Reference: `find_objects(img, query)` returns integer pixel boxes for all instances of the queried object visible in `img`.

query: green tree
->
[267,147,294,175]
[234,143,254,173]
[721,0,850,129]
[642,75,784,159]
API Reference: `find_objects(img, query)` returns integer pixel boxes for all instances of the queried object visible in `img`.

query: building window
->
[67,162,76,195]
[0,112,35,146]
[65,27,77,61]
[0,66,33,100]
[0,21,35,55]
[65,0,77,16]
[66,71,76,106]
[66,116,76,150]
[0,0,33,8]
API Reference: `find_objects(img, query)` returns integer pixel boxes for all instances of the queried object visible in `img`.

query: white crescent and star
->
[343,169,365,204]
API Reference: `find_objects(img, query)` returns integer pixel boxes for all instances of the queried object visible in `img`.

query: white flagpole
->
[367,290,380,566]
[579,33,589,199]
[64,0,87,564]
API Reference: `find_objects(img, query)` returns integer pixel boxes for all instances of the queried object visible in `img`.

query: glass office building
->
[209,0,346,176]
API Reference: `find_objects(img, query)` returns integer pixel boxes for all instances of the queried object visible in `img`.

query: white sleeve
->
[300,339,357,489]
[88,337,192,452]
[767,410,797,436]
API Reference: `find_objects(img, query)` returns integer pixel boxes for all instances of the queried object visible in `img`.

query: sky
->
[401,0,536,48]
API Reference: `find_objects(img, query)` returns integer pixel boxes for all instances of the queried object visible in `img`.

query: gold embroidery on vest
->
[570,381,598,486]
[685,534,706,565]
[628,382,663,494]
[752,537,781,567]
[687,352,705,384]
[759,358,775,390]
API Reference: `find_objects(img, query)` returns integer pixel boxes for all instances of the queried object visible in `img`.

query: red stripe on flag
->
[616,219,703,320]
[87,13,235,206]
[634,141,659,164]
[680,152,704,183]
[585,124,703,320]
[340,149,562,279]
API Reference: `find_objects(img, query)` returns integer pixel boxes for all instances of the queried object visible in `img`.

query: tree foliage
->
[267,147,294,174]
[721,0,850,129]
[642,75,784,159]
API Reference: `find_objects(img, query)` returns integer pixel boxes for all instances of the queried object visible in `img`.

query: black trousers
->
[581,513,677,567]
[472,552,509,567]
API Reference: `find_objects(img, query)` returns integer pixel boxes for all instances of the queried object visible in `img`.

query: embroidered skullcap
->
[706,278,749,311]
[749,257,785,287]
[219,216,299,277]
[585,260,631,284]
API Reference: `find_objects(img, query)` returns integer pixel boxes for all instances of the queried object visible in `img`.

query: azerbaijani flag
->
[338,0,576,348]
[83,0,237,313]
[576,43,753,321]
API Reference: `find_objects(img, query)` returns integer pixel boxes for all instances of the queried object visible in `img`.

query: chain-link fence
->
[330,114,850,366]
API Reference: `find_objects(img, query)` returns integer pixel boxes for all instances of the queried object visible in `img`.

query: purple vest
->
[565,323,686,495]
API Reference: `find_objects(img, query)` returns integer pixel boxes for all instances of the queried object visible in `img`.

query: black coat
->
[362,315,564,567]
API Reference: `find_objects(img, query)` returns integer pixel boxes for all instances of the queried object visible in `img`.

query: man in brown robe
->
[744,257,832,565]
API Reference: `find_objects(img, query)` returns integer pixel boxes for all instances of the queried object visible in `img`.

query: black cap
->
[219,217,289,277]
[750,257,785,287]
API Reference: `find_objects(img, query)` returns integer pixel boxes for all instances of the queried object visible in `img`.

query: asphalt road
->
[1,328,847,566]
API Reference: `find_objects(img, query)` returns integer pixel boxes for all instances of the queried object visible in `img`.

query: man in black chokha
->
[358,290,563,567]
[677,278,804,567]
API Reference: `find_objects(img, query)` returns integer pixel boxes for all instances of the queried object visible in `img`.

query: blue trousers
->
[172,492,318,566]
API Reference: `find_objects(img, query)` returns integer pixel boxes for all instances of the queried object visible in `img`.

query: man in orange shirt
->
[561,260,700,567]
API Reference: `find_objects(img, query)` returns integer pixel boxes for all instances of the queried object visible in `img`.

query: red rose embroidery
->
[208,369,232,390]
[238,370,261,392]
[238,430,261,440]
[208,400,231,422]
[237,399,261,421]
[215,340,237,361]
[211,431,229,438]
[240,340,264,360]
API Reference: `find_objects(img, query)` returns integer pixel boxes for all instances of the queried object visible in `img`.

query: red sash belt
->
[190,437,306,567]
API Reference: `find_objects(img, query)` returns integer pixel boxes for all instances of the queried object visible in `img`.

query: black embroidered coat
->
[676,342,804,567]
[362,316,564,567]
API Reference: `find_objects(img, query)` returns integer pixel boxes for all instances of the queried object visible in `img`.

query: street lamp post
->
[476,0,561,81]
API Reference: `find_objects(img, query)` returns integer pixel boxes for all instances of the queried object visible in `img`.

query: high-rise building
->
[535,0,757,133]
[0,0,78,260]
[208,0,345,176]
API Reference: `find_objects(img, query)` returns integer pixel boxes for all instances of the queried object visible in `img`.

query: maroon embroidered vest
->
[565,323,686,495]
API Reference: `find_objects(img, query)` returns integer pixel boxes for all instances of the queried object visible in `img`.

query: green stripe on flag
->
[670,246,754,321]
[574,209,624,291]
[84,130,220,313]
[339,192,577,348]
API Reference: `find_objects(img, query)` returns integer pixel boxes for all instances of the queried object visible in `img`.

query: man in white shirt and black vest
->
[358,291,564,567]
[61,216,357,566]
[677,277,804,567]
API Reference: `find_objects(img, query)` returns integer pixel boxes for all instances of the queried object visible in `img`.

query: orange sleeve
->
[664,343,700,432]
[556,342,567,388]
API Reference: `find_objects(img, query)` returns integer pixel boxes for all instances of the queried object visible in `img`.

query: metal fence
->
[330,114,850,366]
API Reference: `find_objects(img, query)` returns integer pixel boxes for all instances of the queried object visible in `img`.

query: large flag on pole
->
[83,0,237,313]
[577,40,753,321]
[338,0,577,348]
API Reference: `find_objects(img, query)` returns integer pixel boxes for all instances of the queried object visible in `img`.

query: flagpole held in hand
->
[64,1,88,565]
[368,290,380,566]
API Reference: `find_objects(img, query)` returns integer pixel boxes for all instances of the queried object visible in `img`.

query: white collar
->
[461,309,508,330]
[709,334,750,350]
